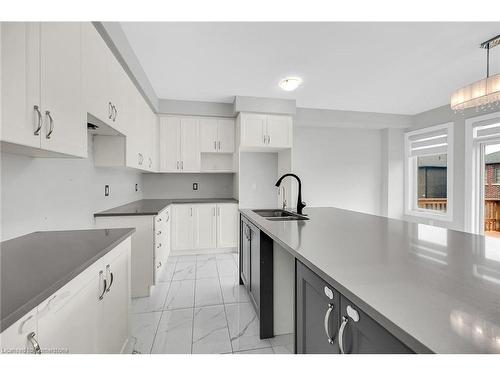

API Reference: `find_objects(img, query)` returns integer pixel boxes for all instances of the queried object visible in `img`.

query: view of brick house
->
[484,151,500,231]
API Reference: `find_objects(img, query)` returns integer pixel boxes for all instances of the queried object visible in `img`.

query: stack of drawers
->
[153,206,171,283]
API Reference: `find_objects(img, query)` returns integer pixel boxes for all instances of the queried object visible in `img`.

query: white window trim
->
[404,122,454,221]
[464,111,500,234]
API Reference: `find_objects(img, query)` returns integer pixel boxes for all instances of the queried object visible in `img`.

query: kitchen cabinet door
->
[194,204,217,249]
[240,113,266,147]
[217,203,238,248]
[180,118,200,172]
[39,22,86,157]
[296,260,339,354]
[217,119,235,153]
[37,273,100,354]
[0,308,38,354]
[240,219,251,287]
[249,223,261,308]
[0,22,41,149]
[160,117,181,172]
[82,23,112,126]
[99,249,131,354]
[200,118,218,152]
[338,296,412,354]
[172,205,194,251]
[267,114,292,148]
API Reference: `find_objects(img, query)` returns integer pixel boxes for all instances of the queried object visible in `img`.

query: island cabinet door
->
[338,296,412,354]
[249,223,261,308]
[240,219,251,287]
[296,260,340,354]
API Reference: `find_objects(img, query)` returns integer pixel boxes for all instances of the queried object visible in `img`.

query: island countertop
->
[94,198,239,217]
[240,207,500,354]
[0,228,135,333]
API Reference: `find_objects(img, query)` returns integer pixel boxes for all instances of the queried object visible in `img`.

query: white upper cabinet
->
[160,117,181,172]
[267,114,292,148]
[217,119,235,153]
[240,113,267,148]
[200,118,218,152]
[39,22,86,157]
[1,22,86,158]
[159,116,200,173]
[82,23,112,126]
[1,22,41,149]
[199,118,235,153]
[180,118,200,172]
[239,113,293,150]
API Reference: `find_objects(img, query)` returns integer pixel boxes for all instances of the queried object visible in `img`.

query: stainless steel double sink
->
[253,209,309,221]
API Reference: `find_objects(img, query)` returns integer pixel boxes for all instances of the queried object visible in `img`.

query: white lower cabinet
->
[95,208,171,297]
[172,203,238,252]
[154,207,171,283]
[195,204,217,249]
[216,203,239,248]
[0,237,131,354]
[0,308,38,354]
[172,204,195,250]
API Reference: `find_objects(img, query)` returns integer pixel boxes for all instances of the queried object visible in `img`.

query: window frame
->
[404,122,454,221]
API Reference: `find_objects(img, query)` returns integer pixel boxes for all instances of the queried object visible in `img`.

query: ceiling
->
[121,22,500,115]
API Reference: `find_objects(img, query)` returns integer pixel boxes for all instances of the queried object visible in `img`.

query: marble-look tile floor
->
[129,252,294,354]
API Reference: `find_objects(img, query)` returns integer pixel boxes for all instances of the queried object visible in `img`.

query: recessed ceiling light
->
[279,77,303,91]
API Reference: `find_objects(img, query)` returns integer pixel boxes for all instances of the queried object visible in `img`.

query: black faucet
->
[275,173,306,215]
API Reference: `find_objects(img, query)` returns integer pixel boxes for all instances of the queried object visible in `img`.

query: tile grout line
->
[216,256,234,354]
[190,254,199,354]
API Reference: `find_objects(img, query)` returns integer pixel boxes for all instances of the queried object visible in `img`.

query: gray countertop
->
[0,228,135,333]
[240,207,500,354]
[94,198,239,217]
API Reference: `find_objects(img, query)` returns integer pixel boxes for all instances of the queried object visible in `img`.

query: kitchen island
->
[0,228,135,353]
[239,207,500,354]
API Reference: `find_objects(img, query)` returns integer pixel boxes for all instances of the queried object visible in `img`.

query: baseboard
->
[170,247,237,256]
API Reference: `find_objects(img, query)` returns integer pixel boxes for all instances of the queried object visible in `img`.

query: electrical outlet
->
[135,183,138,192]
[105,185,110,197]
[193,183,198,191]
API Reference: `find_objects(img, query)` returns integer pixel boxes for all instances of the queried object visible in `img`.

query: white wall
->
[238,152,279,209]
[1,134,143,241]
[142,173,234,199]
[293,126,383,215]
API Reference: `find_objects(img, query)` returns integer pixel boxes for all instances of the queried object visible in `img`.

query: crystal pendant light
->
[451,34,500,113]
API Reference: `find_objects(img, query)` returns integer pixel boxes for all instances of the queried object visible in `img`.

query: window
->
[495,168,500,184]
[404,123,453,221]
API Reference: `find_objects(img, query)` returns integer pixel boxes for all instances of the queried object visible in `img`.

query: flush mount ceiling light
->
[279,77,303,91]
[451,34,500,113]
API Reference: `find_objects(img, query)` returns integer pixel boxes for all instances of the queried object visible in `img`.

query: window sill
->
[405,209,453,222]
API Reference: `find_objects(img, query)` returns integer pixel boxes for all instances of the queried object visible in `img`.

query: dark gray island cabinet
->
[296,261,412,354]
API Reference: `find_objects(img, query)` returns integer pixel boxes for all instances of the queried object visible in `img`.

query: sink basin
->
[252,209,309,221]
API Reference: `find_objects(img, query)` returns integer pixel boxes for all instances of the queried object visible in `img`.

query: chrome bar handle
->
[156,261,162,269]
[34,105,42,135]
[45,111,54,139]
[27,332,41,354]
[181,161,184,170]
[157,230,162,235]
[339,316,348,354]
[105,265,113,292]
[108,102,113,119]
[113,105,117,121]
[98,270,107,300]
[176,161,179,170]
[324,303,335,345]
[218,140,221,150]
[214,141,217,150]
